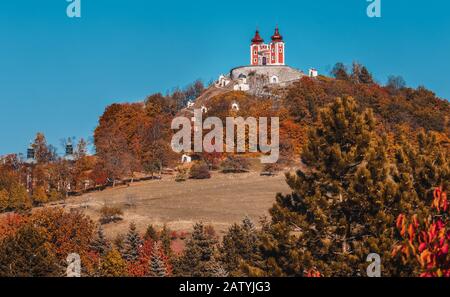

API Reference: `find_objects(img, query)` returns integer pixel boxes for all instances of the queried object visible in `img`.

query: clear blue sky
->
[0,0,449,155]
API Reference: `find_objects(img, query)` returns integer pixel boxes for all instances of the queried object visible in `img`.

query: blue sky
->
[0,0,449,155]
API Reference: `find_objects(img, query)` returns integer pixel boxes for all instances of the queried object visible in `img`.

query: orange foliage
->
[30,208,96,262]
[0,213,28,241]
[393,188,450,277]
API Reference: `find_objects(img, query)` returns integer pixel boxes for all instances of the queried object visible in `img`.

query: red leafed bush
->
[392,188,449,277]
[304,269,321,277]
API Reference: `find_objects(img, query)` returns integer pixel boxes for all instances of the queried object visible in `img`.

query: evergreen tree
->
[144,224,159,242]
[350,62,362,83]
[359,66,374,84]
[206,257,229,277]
[149,242,168,277]
[122,222,143,262]
[331,63,349,81]
[220,217,260,276]
[244,97,413,276]
[90,225,111,256]
[411,132,449,203]
[174,222,218,277]
[159,224,172,257]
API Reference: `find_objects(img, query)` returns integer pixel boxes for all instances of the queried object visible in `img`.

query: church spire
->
[251,29,264,44]
[271,25,283,42]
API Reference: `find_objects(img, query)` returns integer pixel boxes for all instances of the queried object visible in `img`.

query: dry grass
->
[61,171,290,238]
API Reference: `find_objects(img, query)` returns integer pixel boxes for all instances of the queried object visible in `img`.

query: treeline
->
[285,62,449,136]
[0,81,206,213]
[93,80,206,185]
[0,134,95,212]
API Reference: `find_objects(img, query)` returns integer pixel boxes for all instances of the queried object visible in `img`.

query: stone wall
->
[230,65,304,83]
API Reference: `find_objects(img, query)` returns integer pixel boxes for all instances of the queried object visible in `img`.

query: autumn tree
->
[30,208,96,269]
[386,75,406,91]
[33,133,56,163]
[140,115,177,178]
[144,93,177,118]
[0,189,8,212]
[94,103,146,185]
[0,224,60,277]
[32,186,48,205]
[0,213,27,241]
[331,62,350,81]
[283,77,327,123]
[99,248,127,277]
[0,165,32,211]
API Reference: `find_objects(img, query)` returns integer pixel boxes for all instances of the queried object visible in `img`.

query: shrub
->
[100,206,124,224]
[189,162,211,179]
[261,163,282,176]
[221,156,250,173]
[175,167,188,182]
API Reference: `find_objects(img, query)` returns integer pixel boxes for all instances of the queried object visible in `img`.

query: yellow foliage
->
[32,186,48,205]
[100,249,127,277]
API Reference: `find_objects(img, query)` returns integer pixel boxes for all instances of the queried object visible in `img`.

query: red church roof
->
[251,30,264,44]
[271,26,283,42]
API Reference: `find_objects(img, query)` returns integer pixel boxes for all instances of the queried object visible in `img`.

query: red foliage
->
[0,213,27,240]
[393,188,450,277]
[304,269,322,277]
[127,239,154,277]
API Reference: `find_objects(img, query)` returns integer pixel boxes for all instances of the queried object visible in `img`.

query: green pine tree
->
[359,66,374,84]
[149,242,168,277]
[90,225,111,256]
[243,97,416,276]
[220,216,260,276]
[174,222,218,277]
[122,222,143,262]
[144,224,159,242]
[206,257,229,277]
[159,224,172,257]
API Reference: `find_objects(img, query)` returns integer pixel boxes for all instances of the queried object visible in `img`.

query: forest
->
[0,63,448,277]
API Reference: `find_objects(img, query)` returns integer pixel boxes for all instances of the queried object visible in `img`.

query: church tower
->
[250,26,285,66]
[250,30,264,66]
[270,26,285,65]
